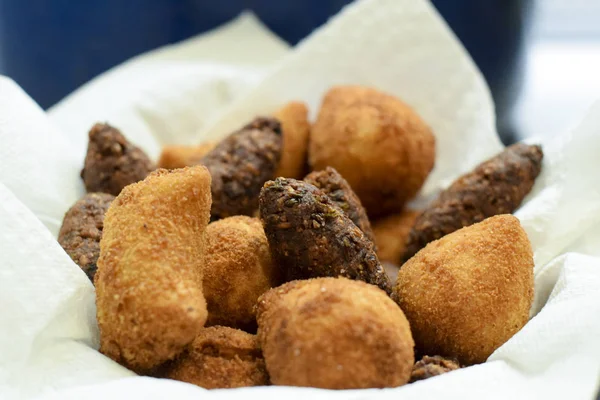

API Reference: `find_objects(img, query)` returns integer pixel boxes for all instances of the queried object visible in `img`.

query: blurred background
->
[0,0,599,144]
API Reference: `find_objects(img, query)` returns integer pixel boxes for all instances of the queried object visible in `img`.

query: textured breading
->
[274,102,311,179]
[58,192,114,281]
[158,142,215,170]
[259,178,391,294]
[81,123,155,195]
[394,215,534,365]
[410,355,460,383]
[372,210,419,265]
[309,86,435,217]
[304,166,375,245]
[199,117,282,220]
[161,326,269,389]
[403,143,543,262]
[203,216,279,331]
[256,278,414,389]
[95,166,212,373]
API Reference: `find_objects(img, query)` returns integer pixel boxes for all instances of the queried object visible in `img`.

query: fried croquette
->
[403,143,543,262]
[95,166,212,372]
[58,192,114,282]
[274,102,311,179]
[161,326,269,389]
[203,216,279,331]
[409,356,460,383]
[81,123,155,195]
[256,278,414,389]
[304,166,375,244]
[158,142,215,170]
[309,86,435,217]
[394,215,534,365]
[372,210,420,265]
[259,178,391,294]
[199,117,282,220]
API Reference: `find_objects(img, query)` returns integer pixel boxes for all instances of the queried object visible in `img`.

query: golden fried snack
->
[304,166,375,244]
[309,86,435,217]
[157,142,215,170]
[410,356,460,383]
[394,215,534,365]
[95,166,212,373]
[161,326,269,389]
[81,123,155,195]
[203,216,279,330]
[58,192,114,281]
[403,143,543,262]
[256,278,414,389]
[199,117,282,220]
[274,101,311,179]
[259,178,391,294]
[372,210,420,265]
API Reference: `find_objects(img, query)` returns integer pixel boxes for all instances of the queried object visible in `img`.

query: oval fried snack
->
[203,216,279,331]
[158,142,215,170]
[403,143,543,262]
[309,86,435,217]
[259,178,391,294]
[161,326,269,389]
[81,123,155,195]
[394,215,534,365]
[372,209,420,265]
[199,117,282,220]
[256,278,414,389]
[409,355,460,383]
[58,192,114,282]
[274,101,311,179]
[95,166,212,373]
[304,166,375,244]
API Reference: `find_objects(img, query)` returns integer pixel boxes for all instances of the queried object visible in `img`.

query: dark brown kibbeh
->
[259,177,391,294]
[403,143,543,262]
[409,355,460,383]
[304,166,376,245]
[58,192,114,281]
[199,117,282,220]
[81,123,155,195]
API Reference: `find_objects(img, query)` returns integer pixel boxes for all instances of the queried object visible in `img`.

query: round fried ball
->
[410,355,460,383]
[203,216,279,331]
[256,277,414,389]
[309,86,435,217]
[274,101,311,179]
[372,209,420,265]
[161,326,269,389]
[394,214,534,365]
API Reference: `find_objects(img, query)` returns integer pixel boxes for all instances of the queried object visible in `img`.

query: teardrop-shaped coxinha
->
[95,166,212,373]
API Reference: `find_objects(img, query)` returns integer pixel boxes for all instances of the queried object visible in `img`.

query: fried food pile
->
[56,86,544,390]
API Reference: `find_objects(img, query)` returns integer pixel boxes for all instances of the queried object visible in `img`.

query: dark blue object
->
[0,0,530,143]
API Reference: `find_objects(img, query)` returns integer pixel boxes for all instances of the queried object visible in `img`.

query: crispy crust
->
[409,355,460,383]
[81,123,155,195]
[199,117,282,220]
[158,142,215,170]
[58,192,114,281]
[372,209,420,265]
[161,326,269,389]
[309,86,435,217]
[274,102,311,179]
[394,215,534,365]
[304,166,375,245]
[403,143,543,262]
[95,166,212,372]
[203,216,279,331]
[259,178,391,294]
[256,278,414,389]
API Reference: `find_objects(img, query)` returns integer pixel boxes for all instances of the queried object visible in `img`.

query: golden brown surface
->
[309,86,435,217]
[372,210,420,265]
[161,326,269,389]
[256,277,414,389]
[394,215,534,365]
[410,355,460,383]
[274,101,311,179]
[203,216,279,331]
[157,142,215,170]
[95,166,212,373]
[58,192,114,282]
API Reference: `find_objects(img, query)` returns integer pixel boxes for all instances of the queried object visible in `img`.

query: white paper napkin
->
[1,0,600,399]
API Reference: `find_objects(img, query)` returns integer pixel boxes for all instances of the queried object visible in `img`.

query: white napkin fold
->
[1,0,600,399]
